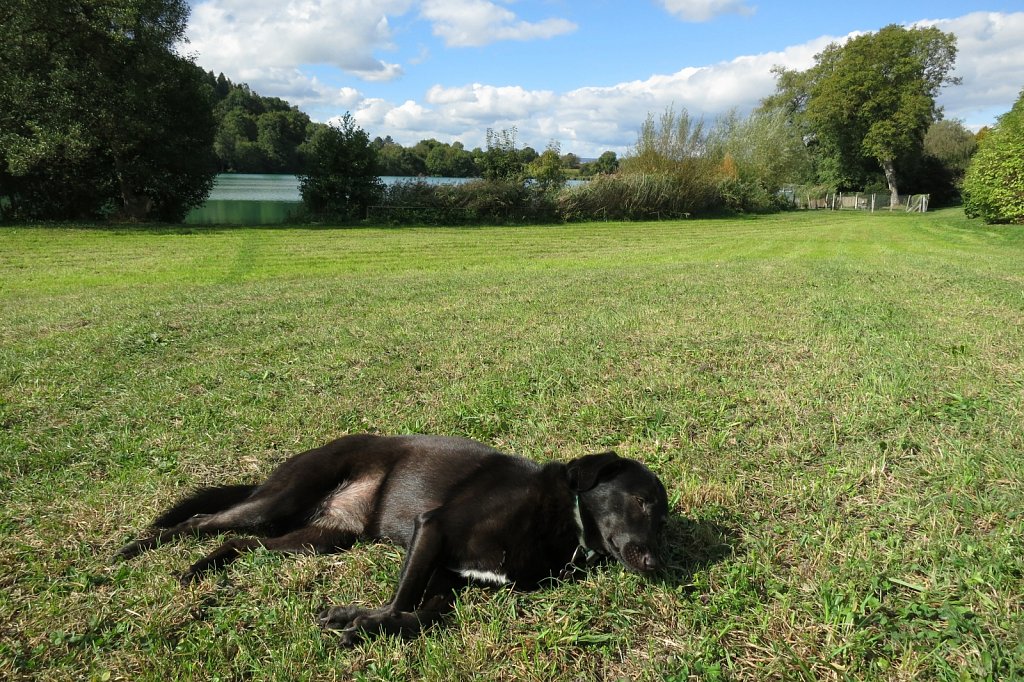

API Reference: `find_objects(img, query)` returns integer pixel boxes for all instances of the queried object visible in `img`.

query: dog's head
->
[567,451,669,575]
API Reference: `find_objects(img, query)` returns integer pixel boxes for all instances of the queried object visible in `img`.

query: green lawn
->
[1,210,1022,680]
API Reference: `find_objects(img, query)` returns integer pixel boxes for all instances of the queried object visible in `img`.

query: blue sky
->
[184,1,1024,157]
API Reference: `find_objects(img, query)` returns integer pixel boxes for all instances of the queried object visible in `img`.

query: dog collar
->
[560,496,599,580]
[572,495,589,549]
[559,543,599,581]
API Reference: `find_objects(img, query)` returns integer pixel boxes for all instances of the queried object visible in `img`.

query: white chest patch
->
[458,569,510,585]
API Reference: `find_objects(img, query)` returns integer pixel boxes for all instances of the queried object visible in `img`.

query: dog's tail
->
[152,484,258,527]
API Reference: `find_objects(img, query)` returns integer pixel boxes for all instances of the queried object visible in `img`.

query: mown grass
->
[1,209,1022,681]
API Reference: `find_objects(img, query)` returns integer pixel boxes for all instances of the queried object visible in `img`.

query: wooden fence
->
[789,191,930,212]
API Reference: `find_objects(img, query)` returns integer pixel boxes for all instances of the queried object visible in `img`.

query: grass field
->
[1,209,1022,681]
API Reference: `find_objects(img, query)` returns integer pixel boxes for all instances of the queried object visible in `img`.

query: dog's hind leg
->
[114,471,335,561]
[179,526,359,585]
[114,487,311,561]
[152,485,258,527]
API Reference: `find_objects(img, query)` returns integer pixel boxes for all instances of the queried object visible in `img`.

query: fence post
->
[871,194,875,212]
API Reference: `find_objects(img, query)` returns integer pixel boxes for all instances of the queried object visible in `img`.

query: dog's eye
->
[633,496,648,511]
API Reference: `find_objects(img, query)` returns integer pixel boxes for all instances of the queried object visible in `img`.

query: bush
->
[299,114,383,221]
[374,180,558,226]
[717,177,790,213]
[962,90,1024,224]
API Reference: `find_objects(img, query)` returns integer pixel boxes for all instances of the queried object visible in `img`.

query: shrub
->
[962,90,1024,224]
[717,177,790,213]
[374,179,558,226]
[299,114,383,221]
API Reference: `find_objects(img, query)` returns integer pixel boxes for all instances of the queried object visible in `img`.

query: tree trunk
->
[114,157,152,221]
[881,158,899,208]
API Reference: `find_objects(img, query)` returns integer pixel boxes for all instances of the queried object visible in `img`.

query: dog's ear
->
[566,451,623,492]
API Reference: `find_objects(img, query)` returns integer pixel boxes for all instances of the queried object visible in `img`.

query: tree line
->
[1,0,1020,224]
[370,132,618,179]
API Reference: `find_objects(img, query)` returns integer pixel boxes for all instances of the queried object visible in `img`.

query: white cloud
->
[188,0,411,84]
[918,12,1024,128]
[419,0,577,47]
[658,0,756,22]
[189,7,1024,158]
[225,67,365,111]
[353,34,840,156]
[187,0,576,86]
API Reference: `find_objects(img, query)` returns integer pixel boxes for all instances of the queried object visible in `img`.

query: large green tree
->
[763,25,959,204]
[0,0,217,221]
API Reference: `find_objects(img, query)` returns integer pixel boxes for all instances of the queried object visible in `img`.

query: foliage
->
[457,180,557,223]
[560,152,581,169]
[715,109,814,193]
[375,179,557,225]
[423,140,477,178]
[298,114,383,221]
[204,75,319,174]
[962,89,1024,224]
[763,25,960,201]
[479,128,526,182]
[924,119,978,174]
[611,106,722,214]
[624,105,712,173]
[558,172,715,220]
[0,0,217,221]
[528,142,567,192]
[580,151,620,176]
[373,136,427,176]
[909,119,979,206]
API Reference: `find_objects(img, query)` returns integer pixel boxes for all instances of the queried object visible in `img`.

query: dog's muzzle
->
[621,542,659,574]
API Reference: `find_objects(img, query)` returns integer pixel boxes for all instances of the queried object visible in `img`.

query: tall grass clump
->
[558,172,709,220]
[559,108,720,221]
[560,106,810,221]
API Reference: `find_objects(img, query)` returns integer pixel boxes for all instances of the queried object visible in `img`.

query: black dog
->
[116,434,668,644]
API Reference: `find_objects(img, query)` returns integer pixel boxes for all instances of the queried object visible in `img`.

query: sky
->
[182,1,1024,158]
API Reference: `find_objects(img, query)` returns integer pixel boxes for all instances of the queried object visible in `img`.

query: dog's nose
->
[640,549,659,572]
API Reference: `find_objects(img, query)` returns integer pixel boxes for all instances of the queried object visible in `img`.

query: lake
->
[186,174,482,225]
[185,174,583,225]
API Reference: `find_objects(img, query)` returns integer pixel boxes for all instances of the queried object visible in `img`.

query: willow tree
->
[764,24,959,204]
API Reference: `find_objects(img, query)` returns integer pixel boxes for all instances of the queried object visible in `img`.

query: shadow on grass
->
[657,515,738,587]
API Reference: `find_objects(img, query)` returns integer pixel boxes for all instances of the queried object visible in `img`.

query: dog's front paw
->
[113,540,144,561]
[318,605,374,647]
[177,569,203,587]
[318,604,367,629]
